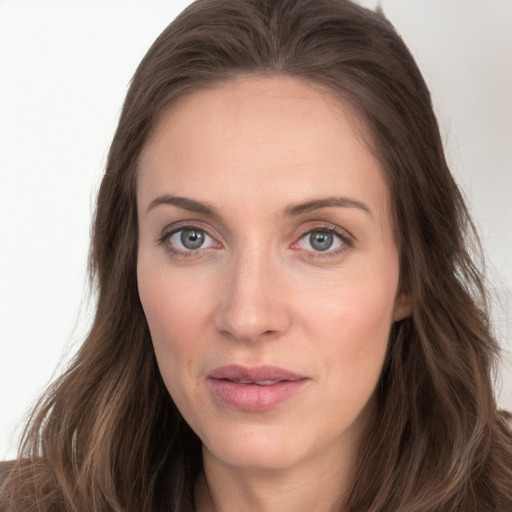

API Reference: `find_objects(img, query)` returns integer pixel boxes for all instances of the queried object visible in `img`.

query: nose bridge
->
[213,240,289,341]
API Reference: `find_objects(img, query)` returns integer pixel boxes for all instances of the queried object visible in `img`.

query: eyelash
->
[156,222,218,258]
[156,223,354,259]
[295,225,354,260]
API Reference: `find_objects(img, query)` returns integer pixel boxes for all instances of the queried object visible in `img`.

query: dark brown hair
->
[1,0,511,510]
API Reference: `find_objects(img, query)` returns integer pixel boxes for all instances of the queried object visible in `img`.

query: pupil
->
[310,232,333,251]
[181,229,204,249]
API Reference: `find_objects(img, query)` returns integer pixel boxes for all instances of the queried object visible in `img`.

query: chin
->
[206,447,307,472]
[201,424,311,471]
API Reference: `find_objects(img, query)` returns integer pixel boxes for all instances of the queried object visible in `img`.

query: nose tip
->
[214,310,281,342]
[213,255,291,342]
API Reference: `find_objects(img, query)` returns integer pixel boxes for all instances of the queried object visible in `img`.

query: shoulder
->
[0,458,42,480]
[0,461,16,512]
[0,459,62,511]
[0,460,16,484]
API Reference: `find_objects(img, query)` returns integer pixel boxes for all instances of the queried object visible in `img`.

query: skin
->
[137,75,407,512]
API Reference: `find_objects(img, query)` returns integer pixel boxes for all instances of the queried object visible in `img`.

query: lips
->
[208,365,308,411]
[229,379,281,385]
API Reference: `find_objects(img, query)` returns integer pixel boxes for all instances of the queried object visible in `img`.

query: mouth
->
[208,365,309,411]
[221,379,284,385]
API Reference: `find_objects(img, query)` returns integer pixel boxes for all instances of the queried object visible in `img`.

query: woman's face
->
[137,76,405,473]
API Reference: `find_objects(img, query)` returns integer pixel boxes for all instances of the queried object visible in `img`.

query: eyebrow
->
[146,194,371,217]
[146,194,217,216]
[283,197,371,217]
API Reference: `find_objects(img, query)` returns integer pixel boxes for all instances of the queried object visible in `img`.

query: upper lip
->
[209,364,307,382]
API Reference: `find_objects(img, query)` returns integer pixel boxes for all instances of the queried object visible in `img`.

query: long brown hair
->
[1,0,511,510]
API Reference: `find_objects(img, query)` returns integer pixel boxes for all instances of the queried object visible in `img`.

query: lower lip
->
[208,378,308,411]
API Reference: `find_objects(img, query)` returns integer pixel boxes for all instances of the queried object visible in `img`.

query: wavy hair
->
[1,0,511,510]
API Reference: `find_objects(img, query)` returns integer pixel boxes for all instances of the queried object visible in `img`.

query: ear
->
[393,290,411,322]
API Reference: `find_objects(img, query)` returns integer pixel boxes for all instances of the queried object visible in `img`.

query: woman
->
[1,0,511,510]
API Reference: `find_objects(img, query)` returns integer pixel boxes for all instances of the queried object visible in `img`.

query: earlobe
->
[393,291,412,322]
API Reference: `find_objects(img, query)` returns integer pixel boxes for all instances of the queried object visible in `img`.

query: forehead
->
[137,75,389,220]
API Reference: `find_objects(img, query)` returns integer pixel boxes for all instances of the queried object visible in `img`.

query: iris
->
[180,229,205,249]
[309,231,333,251]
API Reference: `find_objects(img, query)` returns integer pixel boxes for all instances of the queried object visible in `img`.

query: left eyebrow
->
[283,197,372,217]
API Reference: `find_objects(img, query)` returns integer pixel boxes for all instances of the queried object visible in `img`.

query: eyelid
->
[155,220,355,259]
[156,221,222,254]
[291,222,355,257]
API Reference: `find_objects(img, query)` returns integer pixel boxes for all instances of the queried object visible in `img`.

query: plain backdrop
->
[0,0,511,460]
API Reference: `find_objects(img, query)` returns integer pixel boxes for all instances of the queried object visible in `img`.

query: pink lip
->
[208,365,309,411]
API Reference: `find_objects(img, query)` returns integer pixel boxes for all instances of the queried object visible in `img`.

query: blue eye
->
[298,230,344,252]
[169,228,216,251]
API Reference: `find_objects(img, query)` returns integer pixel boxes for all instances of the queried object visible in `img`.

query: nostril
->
[212,283,292,341]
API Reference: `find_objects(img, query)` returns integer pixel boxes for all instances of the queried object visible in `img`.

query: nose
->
[213,246,292,342]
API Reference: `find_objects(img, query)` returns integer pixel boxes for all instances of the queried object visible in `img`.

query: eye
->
[297,229,345,252]
[168,227,217,251]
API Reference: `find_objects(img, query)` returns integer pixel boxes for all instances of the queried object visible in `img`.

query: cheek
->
[137,260,214,383]
[299,266,398,391]
[302,267,397,335]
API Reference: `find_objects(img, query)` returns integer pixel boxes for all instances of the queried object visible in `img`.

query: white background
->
[1,0,511,460]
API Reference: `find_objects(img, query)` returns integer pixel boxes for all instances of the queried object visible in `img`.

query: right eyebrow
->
[146,194,218,216]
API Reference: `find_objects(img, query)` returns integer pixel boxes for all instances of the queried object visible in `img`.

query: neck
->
[195,442,356,512]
